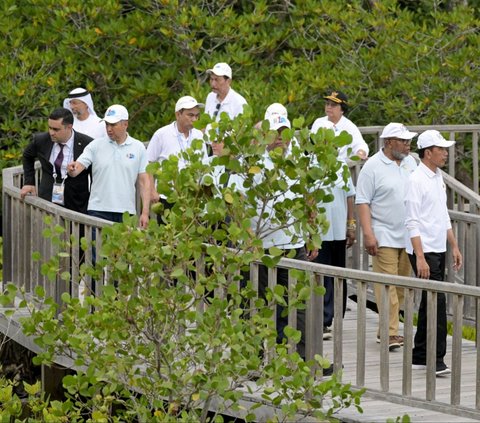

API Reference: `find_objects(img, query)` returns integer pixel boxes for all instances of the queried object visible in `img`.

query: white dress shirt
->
[404,162,451,254]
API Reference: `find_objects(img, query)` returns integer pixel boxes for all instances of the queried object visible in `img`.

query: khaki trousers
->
[372,247,411,336]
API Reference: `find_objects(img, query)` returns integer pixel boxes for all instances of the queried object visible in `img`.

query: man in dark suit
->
[21,108,92,214]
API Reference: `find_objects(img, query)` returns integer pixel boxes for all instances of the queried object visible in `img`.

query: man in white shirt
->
[205,62,247,121]
[63,88,107,140]
[254,114,318,361]
[67,104,150,228]
[311,90,369,163]
[310,119,355,341]
[405,130,462,376]
[146,96,207,222]
[356,123,418,350]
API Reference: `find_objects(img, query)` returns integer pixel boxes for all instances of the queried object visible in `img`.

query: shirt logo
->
[126,153,135,159]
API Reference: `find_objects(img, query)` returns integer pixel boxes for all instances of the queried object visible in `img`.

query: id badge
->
[52,182,65,205]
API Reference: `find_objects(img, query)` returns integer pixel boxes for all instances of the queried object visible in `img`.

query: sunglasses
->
[213,103,221,118]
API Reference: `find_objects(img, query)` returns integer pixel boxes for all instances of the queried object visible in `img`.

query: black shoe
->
[435,362,451,376]
[412,362,451,376]
[322,363,344,377]
[323,326,332,340]
[323,364,334,376]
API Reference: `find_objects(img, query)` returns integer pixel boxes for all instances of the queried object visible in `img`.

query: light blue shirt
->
[356,149,417,248]
[77,135,147,214]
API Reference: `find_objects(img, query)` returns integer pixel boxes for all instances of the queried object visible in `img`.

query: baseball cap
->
[417,130,455,149]
[380,123,417,140]
[268,115,291,131]
[324,90,348,105]
[311,119,335,134]
[206,62,232,79]
[175,96,204,112]
[102,105,129,124]
[264,103,288,120]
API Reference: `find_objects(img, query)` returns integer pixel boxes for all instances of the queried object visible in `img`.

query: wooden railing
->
[250,256,480,420]
[2,128,480,420]
[2,165,113,303]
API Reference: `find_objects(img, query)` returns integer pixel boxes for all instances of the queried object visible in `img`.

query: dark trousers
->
[258,247,307,359]
[314,240,347,327]
[408,252,447,365]
[87,210,125,293]
[88,210,124,223]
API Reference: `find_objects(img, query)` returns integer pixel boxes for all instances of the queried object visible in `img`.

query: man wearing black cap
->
[63,87,107,139]
[311,90,369,163]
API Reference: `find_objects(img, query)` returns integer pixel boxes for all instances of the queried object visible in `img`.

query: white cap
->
[175,96,204,112]
[206,62,232,79]
[417,130,455,149]
[311,119,335,134]
[264,103,288,120]
[268,115,291,131]
[102,104,129,124]
[380,122,417,140]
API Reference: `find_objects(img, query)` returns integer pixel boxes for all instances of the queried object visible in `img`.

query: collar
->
[108,133,132,146]
[419,161,440,178]
[217,87,232,104]
[379,148,408,166]
[57,131,74,149]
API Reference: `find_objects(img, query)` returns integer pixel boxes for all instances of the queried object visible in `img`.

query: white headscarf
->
[63,87,98,118]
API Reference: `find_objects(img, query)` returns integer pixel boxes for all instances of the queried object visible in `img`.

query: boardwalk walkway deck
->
[324,299,479,422]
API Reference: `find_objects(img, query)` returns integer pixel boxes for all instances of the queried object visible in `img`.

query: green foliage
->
[387,413,411,423]
[3,114,364,421]
[0,377,77,421]
[1,0,480,154]
[1,0,479,206]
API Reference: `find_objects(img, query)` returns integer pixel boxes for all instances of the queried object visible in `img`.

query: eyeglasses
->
[213,103,221,118]
[390,138,411,145]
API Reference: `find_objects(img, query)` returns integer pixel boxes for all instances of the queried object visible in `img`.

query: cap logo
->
[106,109,117,116]
[273,116,288,125]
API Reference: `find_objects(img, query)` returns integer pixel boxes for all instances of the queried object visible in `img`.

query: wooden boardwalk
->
[324,298,480,422]
[1,294,479,422]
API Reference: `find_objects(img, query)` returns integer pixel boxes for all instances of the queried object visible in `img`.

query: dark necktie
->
[54,144,65,177]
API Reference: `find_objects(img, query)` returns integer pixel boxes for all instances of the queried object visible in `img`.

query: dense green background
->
[1,0,480,168]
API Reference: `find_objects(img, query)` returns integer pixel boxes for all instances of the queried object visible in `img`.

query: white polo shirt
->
[77,135,147,214]
[404,162,451,254]
[205,88,247,121]
[356,149,417,247]
[321,168,356,241]
[311,115,369,161]
[146,122,207,167]
[250,153,305,250]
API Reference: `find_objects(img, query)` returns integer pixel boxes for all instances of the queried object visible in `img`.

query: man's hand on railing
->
[20,185,37,199]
